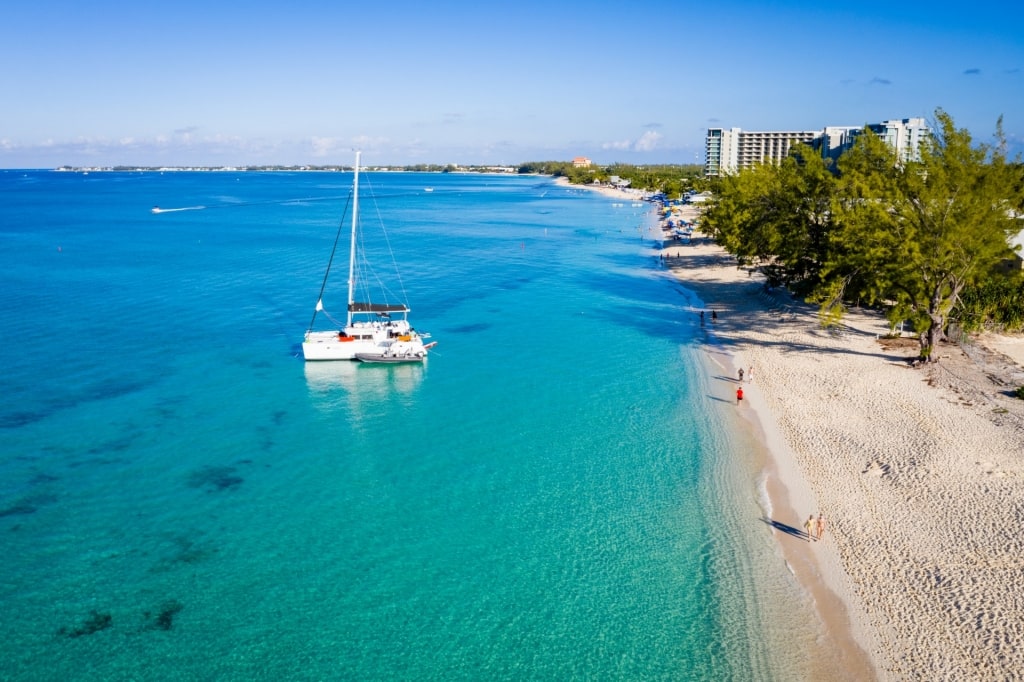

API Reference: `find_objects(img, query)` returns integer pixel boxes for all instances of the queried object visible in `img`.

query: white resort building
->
[705,117,931,176]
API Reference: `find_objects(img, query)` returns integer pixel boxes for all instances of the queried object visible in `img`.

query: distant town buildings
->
[573,156,592,168]
[705,118,931,176]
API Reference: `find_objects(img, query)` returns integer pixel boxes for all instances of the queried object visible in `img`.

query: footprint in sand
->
[863,460,889,477]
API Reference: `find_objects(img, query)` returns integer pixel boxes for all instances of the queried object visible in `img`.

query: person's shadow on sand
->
[760,516,812,541]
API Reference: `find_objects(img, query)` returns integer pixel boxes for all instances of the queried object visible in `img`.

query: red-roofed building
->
[572,157,592,168]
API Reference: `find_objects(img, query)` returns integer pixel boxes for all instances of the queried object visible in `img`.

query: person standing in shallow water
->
[804,515,815,542]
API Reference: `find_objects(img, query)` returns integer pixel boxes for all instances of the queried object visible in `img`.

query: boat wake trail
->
[151,205,206,214]
[150,190,429,216]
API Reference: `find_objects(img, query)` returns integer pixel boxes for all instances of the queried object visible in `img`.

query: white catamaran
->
[302,152,433,362]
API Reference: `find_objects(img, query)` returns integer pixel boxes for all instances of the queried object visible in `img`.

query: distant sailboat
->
[302,152,433,361]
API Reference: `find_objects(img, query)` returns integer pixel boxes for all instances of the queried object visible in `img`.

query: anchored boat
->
[302,152,433,361]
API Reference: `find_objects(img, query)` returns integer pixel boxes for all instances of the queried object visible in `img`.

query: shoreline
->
[566,175,1024,677]
[693,267,879,681]
[659,206,1024,678]
[552,175,645,201]
[565,177,874,673]
[563,177,869,673]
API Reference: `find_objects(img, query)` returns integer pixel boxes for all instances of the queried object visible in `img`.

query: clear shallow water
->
[0,170,816,680]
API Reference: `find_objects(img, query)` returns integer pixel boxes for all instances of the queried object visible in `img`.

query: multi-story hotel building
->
[705,117,930,176]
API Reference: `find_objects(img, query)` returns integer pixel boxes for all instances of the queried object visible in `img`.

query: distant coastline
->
[50,164,523,174]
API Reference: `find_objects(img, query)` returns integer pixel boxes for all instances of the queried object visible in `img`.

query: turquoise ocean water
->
[0,170,818,680]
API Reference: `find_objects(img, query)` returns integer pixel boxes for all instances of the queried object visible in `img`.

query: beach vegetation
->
[952,273,1024,332]
[829,109,1022,359]
[700,144,838,297]
[701,108,1024,361]
[518,161,703,197]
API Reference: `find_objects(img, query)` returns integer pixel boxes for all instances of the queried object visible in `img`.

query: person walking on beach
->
[736,386,744,404]
[738,367,744,382]
[747,365,754,382]
[816,514,827,541]
[804,515,815,542]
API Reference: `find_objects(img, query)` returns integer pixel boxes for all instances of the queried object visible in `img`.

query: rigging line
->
[361,175,411,308]
[307,192,354,332]
[353,226,400,308]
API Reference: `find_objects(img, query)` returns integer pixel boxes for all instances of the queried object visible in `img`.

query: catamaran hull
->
[302,330,430,361]
[302,332,377,360]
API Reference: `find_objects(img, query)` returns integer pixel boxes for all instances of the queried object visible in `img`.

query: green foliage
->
[1015,386,1024,400]
[702,144,838,296]
[954,273,1024,332]
[830,109,1022,355]
[698,109,1024,357]
[519,161,577,176]
[518,161,703,196]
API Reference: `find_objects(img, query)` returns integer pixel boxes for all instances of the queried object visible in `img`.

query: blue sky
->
[2,0,1022,167]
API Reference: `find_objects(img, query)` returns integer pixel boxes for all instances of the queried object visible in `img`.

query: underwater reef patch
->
[0,501,37,517]
[149,535,217,573]
[0,493,58,518]
[59,610,113,638]
[144,599,184,631]
[186,465,243,492]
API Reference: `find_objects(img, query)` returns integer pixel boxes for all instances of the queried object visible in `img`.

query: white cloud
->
[310,137,344,157]
[310,135,397,158]
[600,130,663,153]
[635,131,662,151]
[351,135,386,148]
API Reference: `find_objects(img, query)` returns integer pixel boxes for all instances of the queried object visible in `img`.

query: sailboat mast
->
[345,151,361,328]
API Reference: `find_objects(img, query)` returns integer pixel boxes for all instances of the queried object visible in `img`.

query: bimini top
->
[349,302,409,313]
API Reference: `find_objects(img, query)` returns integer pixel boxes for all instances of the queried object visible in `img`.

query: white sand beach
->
[659,202,1024,679]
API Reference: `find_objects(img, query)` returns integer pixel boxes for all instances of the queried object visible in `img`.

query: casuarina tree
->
[827,109,1022,359]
